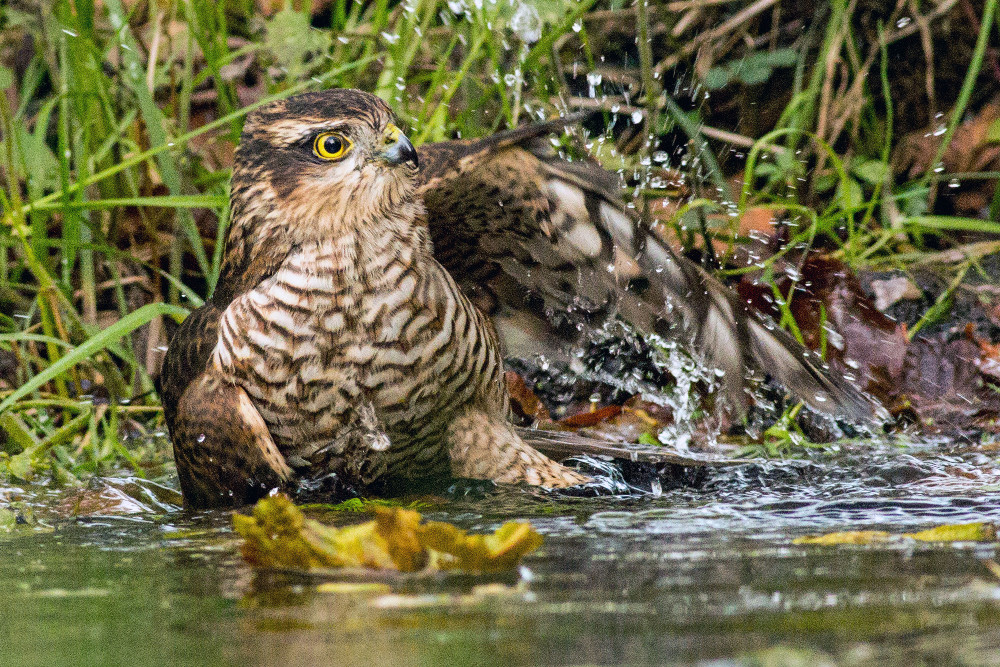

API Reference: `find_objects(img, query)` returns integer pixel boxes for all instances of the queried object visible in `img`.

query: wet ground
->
[5,440,1000,666]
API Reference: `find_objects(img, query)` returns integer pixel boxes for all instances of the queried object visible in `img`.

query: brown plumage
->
[417,123,883,423]
[161,88,881,508]
[160,89,587,508]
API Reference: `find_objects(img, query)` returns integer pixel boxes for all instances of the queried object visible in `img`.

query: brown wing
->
[416,123,884,423]
[170,371,292,507]
[158,303,293,508]
[158,303,223,427]
[158,237,298,507]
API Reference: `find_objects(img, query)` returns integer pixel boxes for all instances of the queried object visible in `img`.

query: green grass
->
[1,0,998,480]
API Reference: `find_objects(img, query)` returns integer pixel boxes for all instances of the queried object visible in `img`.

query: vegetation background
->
[2,0,1000,485]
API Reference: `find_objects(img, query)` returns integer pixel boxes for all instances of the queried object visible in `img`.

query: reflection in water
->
[4,440,1000,665]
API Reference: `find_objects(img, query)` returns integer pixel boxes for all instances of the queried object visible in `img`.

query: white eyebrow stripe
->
[266,119,356,143]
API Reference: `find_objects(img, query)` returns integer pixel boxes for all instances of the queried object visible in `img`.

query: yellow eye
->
[313,132,351,160]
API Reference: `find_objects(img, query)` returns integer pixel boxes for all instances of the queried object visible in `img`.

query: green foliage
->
[704,48,798,90]
[0,0,640,480]
[0,0,997,481]
[264,8,332,81]
[737,403,824,459]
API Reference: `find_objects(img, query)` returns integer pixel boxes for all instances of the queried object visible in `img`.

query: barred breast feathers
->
[164,91,594,507]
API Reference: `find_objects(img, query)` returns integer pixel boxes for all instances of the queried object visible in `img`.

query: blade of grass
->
[0,302,189,416]
[919,0,998,192]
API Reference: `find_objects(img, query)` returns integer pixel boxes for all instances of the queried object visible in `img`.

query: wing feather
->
[417,123,884,423]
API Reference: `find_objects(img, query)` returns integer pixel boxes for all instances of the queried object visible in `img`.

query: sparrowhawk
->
[160,89,879,508]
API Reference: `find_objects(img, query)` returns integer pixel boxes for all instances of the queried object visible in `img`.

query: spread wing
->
[416,122,882,423]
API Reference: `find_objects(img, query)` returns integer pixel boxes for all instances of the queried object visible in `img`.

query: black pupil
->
[322,135,342,155]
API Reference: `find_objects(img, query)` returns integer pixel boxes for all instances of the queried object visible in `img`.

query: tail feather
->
[517,426,748,466]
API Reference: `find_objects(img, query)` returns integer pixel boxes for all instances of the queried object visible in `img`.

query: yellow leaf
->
[374,507,427,571]
[315,582,391,594]
[904,522,997,542]
[793,530,892,545]
[233,494,543,573]
[794,522,998,546]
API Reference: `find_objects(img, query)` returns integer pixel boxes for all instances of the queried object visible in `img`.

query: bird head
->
[229,89,421,245]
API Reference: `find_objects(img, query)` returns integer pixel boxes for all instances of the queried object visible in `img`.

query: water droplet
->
[896,16,911,28]
[510,2,542,44]
[586,71,602,97]
[196,434,206,443]
[631,110,644,124]
[948,178,961,188]
[572,19,582,33]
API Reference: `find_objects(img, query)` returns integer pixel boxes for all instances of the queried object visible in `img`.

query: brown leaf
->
[558,404,622,428]
[893,102,1000,216]
[736,254,1000,429]
[505,371,551,423]
[738,255,907,396]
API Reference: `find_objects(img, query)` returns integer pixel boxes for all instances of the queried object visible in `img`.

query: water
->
[5,441,1000,666]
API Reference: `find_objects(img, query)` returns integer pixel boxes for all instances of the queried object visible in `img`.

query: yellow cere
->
[384,123,402,145]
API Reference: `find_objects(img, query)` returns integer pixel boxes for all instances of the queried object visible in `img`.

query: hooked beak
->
[379,123,418,168]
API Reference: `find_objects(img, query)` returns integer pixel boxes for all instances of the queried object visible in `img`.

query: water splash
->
[510,2,542,44]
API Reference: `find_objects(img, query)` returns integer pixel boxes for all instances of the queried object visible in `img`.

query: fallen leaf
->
[738,254,1000,430]
[315,582,391,594]
[793,530,893,545]
[558,404,622,428]
[794,522,997,545]
[418,519,544,573]
[505,371,551,423]
[869,276,923,311]
[233,494,543,573]
[904,522,997,542]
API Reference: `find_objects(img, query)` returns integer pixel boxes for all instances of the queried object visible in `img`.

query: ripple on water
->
[4,437,1000,665]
